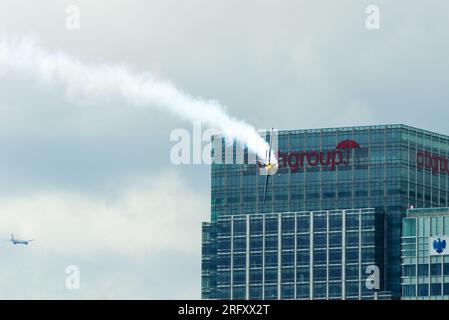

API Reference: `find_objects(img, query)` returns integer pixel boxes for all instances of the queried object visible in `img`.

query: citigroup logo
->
[277,139,362,172]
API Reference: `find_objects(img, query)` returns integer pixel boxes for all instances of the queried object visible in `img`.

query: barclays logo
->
[430,237,449,256]
[433,238,447,254]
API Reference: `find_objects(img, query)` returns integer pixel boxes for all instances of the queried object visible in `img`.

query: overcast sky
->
[1,0,449,299]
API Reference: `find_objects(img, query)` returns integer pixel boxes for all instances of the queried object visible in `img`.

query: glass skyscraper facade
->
[202,124,449,299]
[204,208,388,300]
[402,207,449,299]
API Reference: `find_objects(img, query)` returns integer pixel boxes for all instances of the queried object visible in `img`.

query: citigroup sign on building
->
[277,139,364,172]
[417,150,449,175]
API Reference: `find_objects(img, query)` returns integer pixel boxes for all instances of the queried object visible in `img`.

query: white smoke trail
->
[0,35,274,163]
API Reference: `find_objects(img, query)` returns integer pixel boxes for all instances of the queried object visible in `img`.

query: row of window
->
[217,264,374,285]
[403,283,449,297]
[217,249,376,269]
[402,263,449,277]
[403,216,449,237]
[217,214,375,234]
[217,280,377,299]
[217,233,375,252]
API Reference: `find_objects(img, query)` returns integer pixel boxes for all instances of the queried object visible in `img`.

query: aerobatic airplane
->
[256,128,280,204]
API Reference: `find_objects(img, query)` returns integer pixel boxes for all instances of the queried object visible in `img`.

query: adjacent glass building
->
[202,124,449,299]
[402,207,449,299]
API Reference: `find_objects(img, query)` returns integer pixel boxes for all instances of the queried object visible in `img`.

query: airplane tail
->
[11,233,14,241]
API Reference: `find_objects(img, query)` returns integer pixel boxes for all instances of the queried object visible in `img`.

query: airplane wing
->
[263,174,269,204]
[262,128,274,205]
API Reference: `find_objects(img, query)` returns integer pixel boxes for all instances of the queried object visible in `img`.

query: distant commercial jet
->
[10,234,34,245]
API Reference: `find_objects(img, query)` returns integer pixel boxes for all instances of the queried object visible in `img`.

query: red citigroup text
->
[417,150,449,175]
[277,149,354,172]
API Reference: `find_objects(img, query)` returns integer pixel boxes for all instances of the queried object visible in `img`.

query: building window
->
[297,234,310,249]
[346,232,359,246]
[218,287,231,299]
[281,217,295,234]
[361,231,375,246]
[361,214,375,229]
[217,220,231,234]
[218,238,231,252]
[313,266,326,282]
[314,215,327,232]
[329,265,342,281]
[233,270,246,285]
[249,253,262,268]
[250,236,263,251]
[430,283,442,296]
[345,281,359,297]
[218,271,231,285]
[281,252,294,266]
[281,235,295,250]
[217,254,231,269]
[296,284,309,299]
[314,233,327,248]
[443,283,449,295]
[249,219,263,235]
[232,286,246,299]
[265,252,278,267]
[297,251,310,266]
[329,249,342,263]
[233,237,246,252]
[313,250,327,264]
[329,215,342,231]
[418,264,429,276]
[329,282,342,298]
[313,283,327,299]
[233,219,246,236]
[361,247,375,263]
[346,214,360,231]
[265,218,278,234]
[418,284,429,297]
[402,284,416,297]
[345,265,359,280]
[265,268,278,284]
[329,232,342,247]
[233,254,246,268]
[402,265,416,277]
[430,263,442,276]
[264,285,278,299]
[249,270,262,284]
[281,268,295,283]
[297,216,310,233]
[346,248,359,263]
[265,235,278,251]
[296,267,309,282]
[281,284,295,299]
[443,263,449,276]
[249,286,262,300]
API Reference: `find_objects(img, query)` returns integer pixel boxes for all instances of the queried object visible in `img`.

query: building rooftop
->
[406,207,449,218]
[212,124,449,144]
[272,124,449,140]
